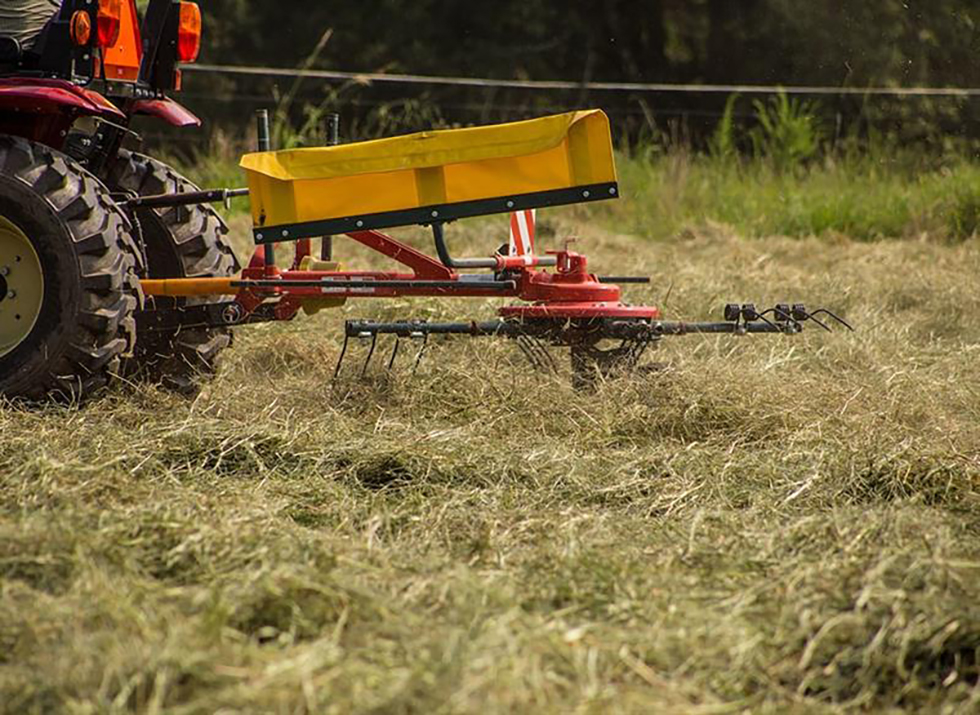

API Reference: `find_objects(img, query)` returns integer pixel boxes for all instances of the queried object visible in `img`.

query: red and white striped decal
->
[509,209,536,256]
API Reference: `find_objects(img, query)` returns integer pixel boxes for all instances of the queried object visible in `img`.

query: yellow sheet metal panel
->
[240,109,617,231]
[443,143,571,203]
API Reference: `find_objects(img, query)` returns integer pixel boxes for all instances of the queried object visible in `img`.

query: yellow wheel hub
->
[0,215,44,358]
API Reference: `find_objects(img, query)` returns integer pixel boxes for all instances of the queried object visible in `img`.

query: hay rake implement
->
[137,109,851,387]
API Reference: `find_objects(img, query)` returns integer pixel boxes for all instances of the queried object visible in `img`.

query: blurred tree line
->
[165,0,980,150]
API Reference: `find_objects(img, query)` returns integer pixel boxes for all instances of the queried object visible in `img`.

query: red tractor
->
[0,0,237,399]
[0,2,851,401]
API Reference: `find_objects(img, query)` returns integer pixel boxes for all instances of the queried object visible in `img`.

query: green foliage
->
[708,93,740,161]
[594,146,980,241]
[949,177,980,240]
[749,92,823,170]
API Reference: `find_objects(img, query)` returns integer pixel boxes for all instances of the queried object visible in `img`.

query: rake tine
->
[332,332,351,382]
[360,333,378,377]
[516,335,544,372]
[626,339,648,367]
[534,336,560,373]
[810,309,855,332]
[387,337,401,371]
[797,310,832,333]
[523,335,549,372]
[515,336,534,369]
[749,309,782,332]
[758,308,801,333]
[412,333,429,375]
[527,336,550,372]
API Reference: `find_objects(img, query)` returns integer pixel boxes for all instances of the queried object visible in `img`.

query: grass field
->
[3,166,980,712]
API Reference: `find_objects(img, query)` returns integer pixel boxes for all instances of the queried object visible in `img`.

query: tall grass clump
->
[597,93,980,242]
[749,92,823,171]
[708,93,740,162]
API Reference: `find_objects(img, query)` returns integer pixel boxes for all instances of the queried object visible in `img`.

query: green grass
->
[595,148,980,242]
[180,146,980,243]
[2,217,980,712]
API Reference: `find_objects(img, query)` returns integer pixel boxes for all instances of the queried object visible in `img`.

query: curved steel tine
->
[518,335,547,372]
[629,338,650,366]
[412,333,429,375]
[772,305,792,322]
[333,332,351,382]
[760,308,805,333]
[530,336,558,373]
[516,336,541,371]
[387,337,401,370]
[797,309,832,332]
[811,309,855,331]
[535,338,558,373]
[752,309,783,332]
[360,333,378,376]
[544,342,561,373]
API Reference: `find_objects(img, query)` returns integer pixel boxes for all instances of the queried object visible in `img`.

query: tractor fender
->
[130,98,201,128]
[0,78,125,121]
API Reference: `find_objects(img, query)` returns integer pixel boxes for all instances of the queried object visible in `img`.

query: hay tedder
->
[0,1,850,401]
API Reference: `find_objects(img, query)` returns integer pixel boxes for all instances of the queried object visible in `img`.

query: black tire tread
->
[0,136,142,400]
[104,151,239,391]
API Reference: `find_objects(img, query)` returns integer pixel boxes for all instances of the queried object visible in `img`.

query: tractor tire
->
[103,151,240,395]
[0,136,141,401]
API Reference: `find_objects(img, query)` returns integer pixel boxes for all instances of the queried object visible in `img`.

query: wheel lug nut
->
[0,266,8,276]
[7,290,15,299]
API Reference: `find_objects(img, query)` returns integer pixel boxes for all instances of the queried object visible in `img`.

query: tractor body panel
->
[0,77,125,147]
[131,97,201,127]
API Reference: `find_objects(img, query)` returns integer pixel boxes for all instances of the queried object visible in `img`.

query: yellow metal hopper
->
[239,109,618,242]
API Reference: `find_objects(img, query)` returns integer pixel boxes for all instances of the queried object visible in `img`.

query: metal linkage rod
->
[232,279,517,291]
[431,222,558,270]
[432,223,497,269]
[123,187,249,210]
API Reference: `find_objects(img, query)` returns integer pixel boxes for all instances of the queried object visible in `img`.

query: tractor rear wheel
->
[0,136,141,401]
[103,151,240,394]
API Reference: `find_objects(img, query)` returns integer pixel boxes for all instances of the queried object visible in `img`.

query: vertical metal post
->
[256,109,271,151]
[326,113,340,146]
[256,110,275,268]
[320,113,341,261]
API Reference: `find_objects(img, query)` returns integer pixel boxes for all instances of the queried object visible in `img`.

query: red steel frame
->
[193,227,662,324]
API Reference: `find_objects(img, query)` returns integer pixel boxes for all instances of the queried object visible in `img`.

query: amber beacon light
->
[177,3,202,63]
[69,10,92,46]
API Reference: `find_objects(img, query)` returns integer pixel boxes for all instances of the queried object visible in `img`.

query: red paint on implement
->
[499,302,661,320]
